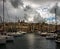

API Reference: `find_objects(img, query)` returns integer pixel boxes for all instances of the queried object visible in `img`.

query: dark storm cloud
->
[10,0,23,8]
[0,0,6,2]
[23,5,44,23]
[0,0,24,22]
[24,5,32,11]
[0,0,60,23]
[49,3,60,24]
[50,3,60,16]
[4,0,6,2]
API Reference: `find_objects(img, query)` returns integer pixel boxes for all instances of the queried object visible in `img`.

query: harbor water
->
[0,33,60,49]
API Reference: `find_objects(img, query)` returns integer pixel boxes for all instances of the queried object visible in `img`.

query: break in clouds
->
[0,0,60,24]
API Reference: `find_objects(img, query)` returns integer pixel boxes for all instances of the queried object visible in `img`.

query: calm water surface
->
[0,33,60,49]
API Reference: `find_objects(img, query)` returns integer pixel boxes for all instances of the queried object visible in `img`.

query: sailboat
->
[46,3,58,40]
[54,3,60,43]
[0,0,6,44]
[0,0,14,42]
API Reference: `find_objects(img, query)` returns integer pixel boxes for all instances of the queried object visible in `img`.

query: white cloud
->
[0,0,60,24]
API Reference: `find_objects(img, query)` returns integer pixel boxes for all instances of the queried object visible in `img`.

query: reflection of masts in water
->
[3,0,4,32]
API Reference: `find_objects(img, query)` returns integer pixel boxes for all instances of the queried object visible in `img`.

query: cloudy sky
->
[0,0,60,24]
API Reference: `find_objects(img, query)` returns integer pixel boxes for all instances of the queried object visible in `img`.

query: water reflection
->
[24,33,56,49]
[56,43,60,49]
[25,33,35,49]
[6,43,15,49]
[0,44,6,49]
[0,33,60,49]
[13,35,29,49]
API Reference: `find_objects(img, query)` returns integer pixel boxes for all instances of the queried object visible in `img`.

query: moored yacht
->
[40,32,48,36]
[0,36,6,44]
[7,31,27,37]
[7,32,22,37]
[0,35,14,42]
[46,33,57,40]
[19,31,27,35]
[55,30,60,43]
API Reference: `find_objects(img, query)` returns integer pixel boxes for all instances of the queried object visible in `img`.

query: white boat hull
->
[0,35,14,42]
[6,36,14,42]
[7,32,23,37]
[55,40,60,43]
[0,37,6,44]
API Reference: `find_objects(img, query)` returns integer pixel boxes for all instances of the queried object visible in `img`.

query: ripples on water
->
[0,33,60,49]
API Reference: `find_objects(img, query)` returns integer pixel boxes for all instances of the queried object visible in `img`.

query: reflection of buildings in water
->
[56,43,60,49]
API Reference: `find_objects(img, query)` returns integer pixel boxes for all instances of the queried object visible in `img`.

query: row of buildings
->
[0,21,60,33]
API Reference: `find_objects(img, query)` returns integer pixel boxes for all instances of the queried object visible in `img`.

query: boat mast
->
[3,0,4,32]
[55,3,57,32]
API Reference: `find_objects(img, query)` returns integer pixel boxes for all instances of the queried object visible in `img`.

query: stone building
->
[0,22,60,33]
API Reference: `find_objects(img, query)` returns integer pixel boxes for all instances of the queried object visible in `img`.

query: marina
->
[0,0,60,49]
[0,33,60,49]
